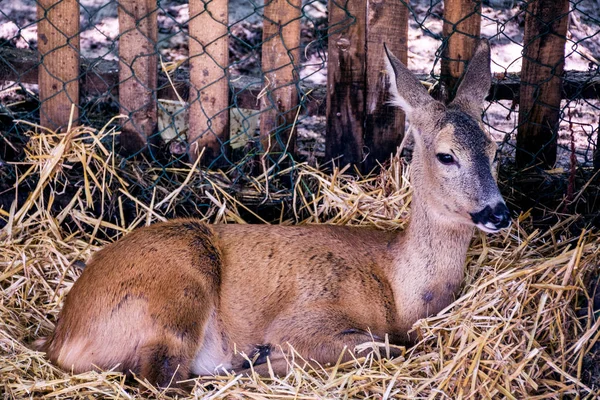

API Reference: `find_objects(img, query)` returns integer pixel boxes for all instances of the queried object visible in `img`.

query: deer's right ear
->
[384,44,435,121]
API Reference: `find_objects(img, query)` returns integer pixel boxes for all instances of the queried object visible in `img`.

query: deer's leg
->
[235,307,388,376]
[137,287,217,388]
[138,334,199,389]
[235,353,337,377]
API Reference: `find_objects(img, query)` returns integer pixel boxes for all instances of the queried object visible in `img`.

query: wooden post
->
[259,0,302,157]
[516,0,569,168]
[188,0,229,164]
[327,0,409,170]
[441,0,481,101]
[37,0,80,131]
[594,120,600,171]
[326,0,367,167]
[118,0,158,154]
[363,0,409,172]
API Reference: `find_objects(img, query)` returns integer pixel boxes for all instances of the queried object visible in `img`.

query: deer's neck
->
[389,190,474,337]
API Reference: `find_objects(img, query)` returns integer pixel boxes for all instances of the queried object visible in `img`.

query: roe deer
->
[38,39,510,387]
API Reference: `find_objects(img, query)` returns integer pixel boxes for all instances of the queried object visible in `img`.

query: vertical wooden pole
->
[37,0,80,131]
[594,121,600,171]
[441,0,481,101]
[516,0,569,168]
[327,0,408,170]
[260,0,302,157]
[326,0,367,167]
[118,0,158,154]
[363,0,409,172]
[188,0,229,164]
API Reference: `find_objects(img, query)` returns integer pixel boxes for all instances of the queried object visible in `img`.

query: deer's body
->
[40,40,511,387]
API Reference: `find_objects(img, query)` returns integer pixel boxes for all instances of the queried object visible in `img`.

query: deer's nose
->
[470,202,511,232]
[488,203,510,226]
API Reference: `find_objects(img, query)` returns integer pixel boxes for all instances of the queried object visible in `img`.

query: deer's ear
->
[384,44,436,119]
[451,39,492,117]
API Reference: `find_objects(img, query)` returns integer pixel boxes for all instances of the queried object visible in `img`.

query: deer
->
[37,39,511,388]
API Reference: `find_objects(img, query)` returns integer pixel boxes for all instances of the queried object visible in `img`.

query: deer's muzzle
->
[470,203,511,233]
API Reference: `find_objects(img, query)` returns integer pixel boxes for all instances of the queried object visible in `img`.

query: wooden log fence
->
[117,0,158,153]
[516,0,570,168]
[260,0,302,157]
[188,0,229,164]
[37,0,80,131]
[326,1,368,168]
[1,0,596,170]
[364,0,409,172]
[441,0,481,101]
[326,0,410,171]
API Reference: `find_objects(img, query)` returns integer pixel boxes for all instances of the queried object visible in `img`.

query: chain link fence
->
[0,0,599,224]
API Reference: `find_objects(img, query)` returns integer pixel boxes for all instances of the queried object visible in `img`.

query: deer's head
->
[385,39,510,233]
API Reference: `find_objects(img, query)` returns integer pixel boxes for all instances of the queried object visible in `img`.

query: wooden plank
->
[117,0,158,154]
[259,0,302,156]
[37,0,80,131]
[441,0,481,101]
[326,0,367,166]
[188,0,229,164]
[516,0,569,168]
[363,0,409,172]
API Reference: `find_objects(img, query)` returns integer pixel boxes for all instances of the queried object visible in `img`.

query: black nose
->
[470,202,511,230]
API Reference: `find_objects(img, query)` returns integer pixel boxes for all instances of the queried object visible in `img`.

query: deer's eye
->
[436,153,455,165]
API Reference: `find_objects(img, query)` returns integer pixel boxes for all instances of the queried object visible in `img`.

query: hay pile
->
[1,123,599,399]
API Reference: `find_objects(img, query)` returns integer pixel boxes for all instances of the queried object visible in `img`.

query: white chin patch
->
[475,223,501,234]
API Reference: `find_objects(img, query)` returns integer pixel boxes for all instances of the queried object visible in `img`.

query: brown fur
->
[40,39,510,388]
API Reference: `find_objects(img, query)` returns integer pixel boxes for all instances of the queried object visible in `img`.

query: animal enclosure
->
[1,0,600,398]
[1,0,599,170]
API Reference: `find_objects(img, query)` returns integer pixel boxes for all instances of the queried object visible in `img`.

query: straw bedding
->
[1,123,599,399]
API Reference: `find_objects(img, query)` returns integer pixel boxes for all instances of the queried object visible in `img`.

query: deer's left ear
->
[450,39,491,118]
[383,43,437,116]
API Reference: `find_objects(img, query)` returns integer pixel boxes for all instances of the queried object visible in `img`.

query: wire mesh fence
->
[0,0,599,225]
